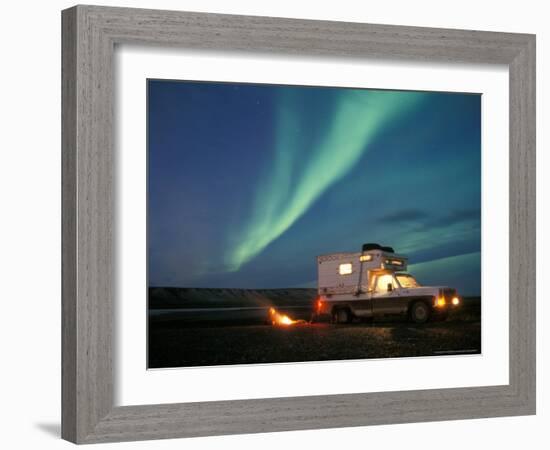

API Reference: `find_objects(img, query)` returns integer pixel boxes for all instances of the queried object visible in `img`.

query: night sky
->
[148,80,481,295]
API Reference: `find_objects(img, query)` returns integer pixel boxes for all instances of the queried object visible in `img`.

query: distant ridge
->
[149,287,317,310]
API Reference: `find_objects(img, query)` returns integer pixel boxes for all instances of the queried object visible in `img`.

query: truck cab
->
[314,243,460,324]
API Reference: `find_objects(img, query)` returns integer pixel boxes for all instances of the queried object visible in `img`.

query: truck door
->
[371,273,407,316]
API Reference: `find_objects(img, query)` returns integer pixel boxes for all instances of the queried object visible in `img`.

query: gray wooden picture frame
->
[61,4,536,444]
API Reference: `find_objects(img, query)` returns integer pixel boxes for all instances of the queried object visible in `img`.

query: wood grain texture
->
[61,4,536,444]
[61,7,77,443]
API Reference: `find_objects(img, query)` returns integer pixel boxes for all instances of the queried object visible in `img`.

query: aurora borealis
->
[148,80,481,295]
[228,89,424,271]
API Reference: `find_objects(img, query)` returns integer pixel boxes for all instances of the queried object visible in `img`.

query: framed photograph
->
[146,80,483,369]
[62,5,536,444]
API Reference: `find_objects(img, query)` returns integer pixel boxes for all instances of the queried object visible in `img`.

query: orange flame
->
[269,307,306,326]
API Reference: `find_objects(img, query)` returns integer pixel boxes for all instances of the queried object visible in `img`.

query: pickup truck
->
[313,243,460,324]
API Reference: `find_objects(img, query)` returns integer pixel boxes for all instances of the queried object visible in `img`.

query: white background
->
[116,48,509,405]
[0,0,546,449]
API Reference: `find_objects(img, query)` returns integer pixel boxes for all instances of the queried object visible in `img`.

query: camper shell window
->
[338,263,353,275]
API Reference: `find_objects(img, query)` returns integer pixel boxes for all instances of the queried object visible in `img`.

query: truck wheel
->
[410,301,430,324]
[335,308,351,324]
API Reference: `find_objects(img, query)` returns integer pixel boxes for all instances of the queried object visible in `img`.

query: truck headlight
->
[452,297,460,305]
[436,297,446,307]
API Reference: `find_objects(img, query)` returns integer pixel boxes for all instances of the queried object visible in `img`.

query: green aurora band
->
[226,88,425,271]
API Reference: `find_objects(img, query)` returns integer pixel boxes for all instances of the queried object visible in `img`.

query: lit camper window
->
[385,259,404,266]
[339,263,353,275]
[359,254,373,262]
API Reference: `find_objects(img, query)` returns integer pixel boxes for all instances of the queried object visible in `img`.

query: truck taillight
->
[317,299,323,311]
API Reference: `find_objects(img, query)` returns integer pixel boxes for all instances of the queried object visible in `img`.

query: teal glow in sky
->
[148,80,481,294]
[227,89,423,271]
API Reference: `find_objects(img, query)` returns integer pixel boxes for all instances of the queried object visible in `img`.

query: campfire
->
[268,307,307,326]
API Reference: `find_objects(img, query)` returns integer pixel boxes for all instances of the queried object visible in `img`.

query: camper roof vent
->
[362,243,395,253]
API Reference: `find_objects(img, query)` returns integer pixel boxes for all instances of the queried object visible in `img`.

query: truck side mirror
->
[387,283,393,292]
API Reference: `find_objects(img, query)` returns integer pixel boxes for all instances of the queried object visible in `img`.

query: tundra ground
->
[148,297,481,368]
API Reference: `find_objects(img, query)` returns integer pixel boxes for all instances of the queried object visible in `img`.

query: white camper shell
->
[317,249,407,296]
[314,243,460,324]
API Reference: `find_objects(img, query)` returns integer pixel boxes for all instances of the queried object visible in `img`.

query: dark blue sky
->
[148,80,481,295]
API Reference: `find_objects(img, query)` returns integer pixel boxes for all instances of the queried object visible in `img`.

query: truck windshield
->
[396,274,420,288]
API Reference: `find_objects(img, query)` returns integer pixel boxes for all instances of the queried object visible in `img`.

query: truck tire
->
[410,301,430,324]
[335,308,351,324]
